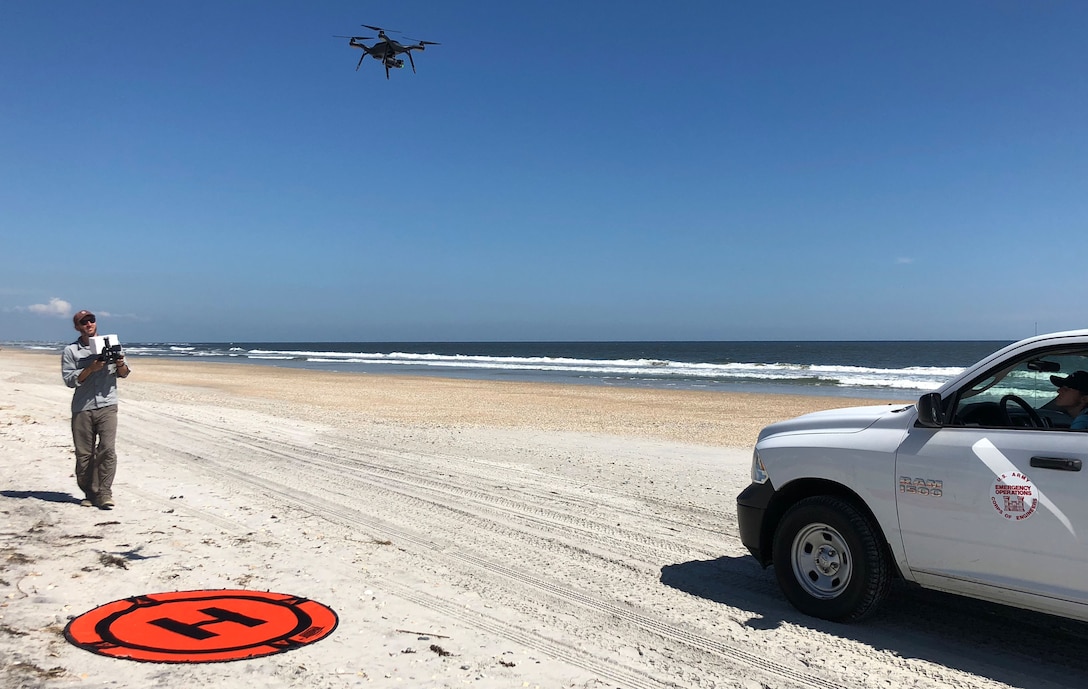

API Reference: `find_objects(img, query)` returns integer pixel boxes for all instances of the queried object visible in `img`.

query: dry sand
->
[2,348,1085,689]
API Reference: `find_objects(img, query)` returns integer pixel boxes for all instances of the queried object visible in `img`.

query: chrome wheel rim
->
[791,522,852,600]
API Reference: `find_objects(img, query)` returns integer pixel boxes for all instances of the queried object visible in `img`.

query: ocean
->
[13,340,1013,400]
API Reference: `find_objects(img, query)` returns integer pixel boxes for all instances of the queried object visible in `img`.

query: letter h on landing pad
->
[150,607,266,640]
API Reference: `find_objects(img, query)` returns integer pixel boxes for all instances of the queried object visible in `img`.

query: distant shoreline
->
[4,347,905,448]
[3,339,963,401]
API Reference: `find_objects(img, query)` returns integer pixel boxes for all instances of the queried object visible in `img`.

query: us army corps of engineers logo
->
[991,471,1039,521]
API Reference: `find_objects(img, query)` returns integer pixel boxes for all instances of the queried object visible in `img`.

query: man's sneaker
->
[98,498,115,510]
[80,497,94,507]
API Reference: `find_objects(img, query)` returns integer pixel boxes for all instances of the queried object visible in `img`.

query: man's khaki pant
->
[71,405,118,502]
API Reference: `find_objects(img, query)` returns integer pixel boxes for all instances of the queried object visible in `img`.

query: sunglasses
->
[79,316,96,325]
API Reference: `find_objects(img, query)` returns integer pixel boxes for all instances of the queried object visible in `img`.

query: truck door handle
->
[1030,456,1083,472]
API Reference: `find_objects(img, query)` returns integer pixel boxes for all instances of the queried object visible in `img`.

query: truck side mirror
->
[915,392,945,428]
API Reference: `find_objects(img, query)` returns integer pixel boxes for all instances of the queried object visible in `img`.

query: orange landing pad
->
[64,589,338,663]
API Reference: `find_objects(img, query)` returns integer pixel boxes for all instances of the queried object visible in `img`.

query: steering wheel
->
[999,394,1043,428]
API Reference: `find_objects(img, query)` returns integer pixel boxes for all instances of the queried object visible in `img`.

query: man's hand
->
[78,358,106,384]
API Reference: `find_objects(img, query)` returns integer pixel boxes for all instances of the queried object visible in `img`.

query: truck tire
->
[772,495,890,622]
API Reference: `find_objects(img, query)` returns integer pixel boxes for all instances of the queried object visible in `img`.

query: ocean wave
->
[4,340,982,395]
[276,350,956,391]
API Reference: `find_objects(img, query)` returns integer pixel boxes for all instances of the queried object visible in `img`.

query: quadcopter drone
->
[335,24,440,79]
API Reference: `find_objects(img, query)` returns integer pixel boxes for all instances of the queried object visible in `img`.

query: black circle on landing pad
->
[64,589,338,663]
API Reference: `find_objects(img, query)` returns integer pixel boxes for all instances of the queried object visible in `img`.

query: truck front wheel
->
[772,495,890,622]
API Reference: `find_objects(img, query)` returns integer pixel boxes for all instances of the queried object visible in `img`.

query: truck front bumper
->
[736,480,776,567]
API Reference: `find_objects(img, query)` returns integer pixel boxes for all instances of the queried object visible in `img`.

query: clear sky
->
[2,1,1085,343]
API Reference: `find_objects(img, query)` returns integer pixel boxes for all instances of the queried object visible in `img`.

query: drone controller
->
[90,334,124,372]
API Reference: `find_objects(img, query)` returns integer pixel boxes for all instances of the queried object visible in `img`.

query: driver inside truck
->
[1050,371,1088,429]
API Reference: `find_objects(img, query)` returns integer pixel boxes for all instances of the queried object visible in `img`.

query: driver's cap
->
[1051,371,1088,394]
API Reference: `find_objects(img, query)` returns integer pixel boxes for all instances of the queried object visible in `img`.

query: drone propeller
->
[334,35,375,40]
[361,24,401,36]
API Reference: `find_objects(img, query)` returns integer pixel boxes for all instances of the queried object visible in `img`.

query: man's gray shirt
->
[62,340,125,414]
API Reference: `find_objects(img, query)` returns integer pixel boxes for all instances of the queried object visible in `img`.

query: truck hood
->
[757,404,912,441]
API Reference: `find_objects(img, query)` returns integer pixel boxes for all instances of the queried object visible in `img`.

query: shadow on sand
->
[662,555,1088,689]
[1,489,80,504]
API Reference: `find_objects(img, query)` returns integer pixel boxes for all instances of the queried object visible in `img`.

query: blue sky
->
[3,1,1085,343]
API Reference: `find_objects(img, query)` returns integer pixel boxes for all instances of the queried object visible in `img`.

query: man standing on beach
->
[61,310,131,509]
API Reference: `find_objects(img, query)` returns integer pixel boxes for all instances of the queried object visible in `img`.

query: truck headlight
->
[751,449,769,484]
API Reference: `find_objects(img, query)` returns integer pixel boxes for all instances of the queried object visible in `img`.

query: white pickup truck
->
[737,330,1088,622]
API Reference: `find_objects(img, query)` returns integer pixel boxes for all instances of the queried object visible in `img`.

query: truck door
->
[895,350,1088,605]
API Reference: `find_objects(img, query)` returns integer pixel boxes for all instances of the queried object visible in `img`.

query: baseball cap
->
[1051,371,1088,395]
[72,310,95,326]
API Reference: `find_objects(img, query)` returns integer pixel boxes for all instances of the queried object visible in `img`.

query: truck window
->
[950,348,1088,429]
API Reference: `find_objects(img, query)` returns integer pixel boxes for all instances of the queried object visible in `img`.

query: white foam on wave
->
[270,348,961,391]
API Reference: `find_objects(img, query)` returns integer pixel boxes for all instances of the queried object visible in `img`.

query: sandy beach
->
[2,348,1086,689]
